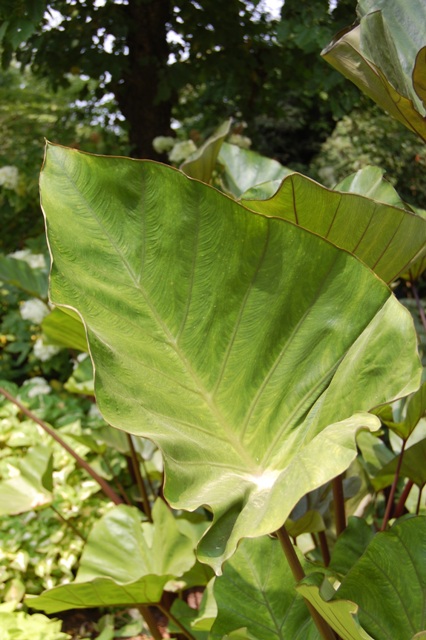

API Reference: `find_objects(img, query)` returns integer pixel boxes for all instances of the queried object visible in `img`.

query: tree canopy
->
[0,0,359,162]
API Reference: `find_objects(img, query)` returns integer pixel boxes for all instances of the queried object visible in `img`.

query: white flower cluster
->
[33,337,61,362]
[9,249,46,269]
[152,136,175,154]
[168,140,197,164]
[23,376,52,398]
[229,134,252,150]
[0,165,19,190]
[152,136,197,164]
[20,299,50,325]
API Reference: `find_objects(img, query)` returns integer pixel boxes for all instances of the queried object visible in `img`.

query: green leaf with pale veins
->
[242,173,426,284]
[26,500,196,613]
[335,516,426,640]
[210,536,319,639]
[41,143,421,572]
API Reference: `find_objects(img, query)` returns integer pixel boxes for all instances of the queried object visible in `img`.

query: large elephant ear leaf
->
[242,173,426,284]
[322,0,426,142]
[41,143,421,572]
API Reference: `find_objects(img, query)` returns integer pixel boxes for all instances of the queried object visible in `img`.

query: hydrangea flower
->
[168,140,197,163]
[0,165,19,190]
[229,134,252,149]
[20,299,50,325]
[23,376,52,398]
[152,136,175,154]
[33,337,61,362]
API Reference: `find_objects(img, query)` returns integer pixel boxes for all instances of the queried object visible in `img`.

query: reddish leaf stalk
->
[416,485,424,515]
[393,480,414,519]
[318,530,331,567]
[381,439,407,531]
[0,386,123,506]
[276,526,337,640]
[127,433,152,521]
[137,605,163,640]
[157,602,197,640]
[50,504,87,542]
[332,474,346,536]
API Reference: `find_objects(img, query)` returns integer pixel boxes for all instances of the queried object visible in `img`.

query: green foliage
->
[310,106,426,208]
[1,1,426,638]
[0,64,127,251]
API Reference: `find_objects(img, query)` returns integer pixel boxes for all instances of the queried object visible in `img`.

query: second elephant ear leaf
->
[322,0,426,142]
[41,143,421,572]
[241,172,426,284]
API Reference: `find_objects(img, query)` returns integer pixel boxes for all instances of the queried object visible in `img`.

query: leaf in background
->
[42,307,88,352]
[210,536,318,640]
[322,0,426,142]
[297,574,374,640]
[41,144,421,571]
[0,610,71,640]
[375,439,426,489]
[27,500,196,613]
[242,173,426,284]
[328,517,374,577]
[379,380,426,440]
[180,119,231,183]
[334,516,426,640]
[334,165,412,210]
[64,355,94,396]
[356,431,395,490]
[0,445,53,516]
[218,142,291,198]
[191,579,217,632]
[0,254,48,298]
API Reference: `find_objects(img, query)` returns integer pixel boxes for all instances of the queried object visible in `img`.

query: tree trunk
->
[114,0,173,160]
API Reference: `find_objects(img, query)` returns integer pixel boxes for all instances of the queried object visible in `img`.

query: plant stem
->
[276,526,337,640]
[50,504,87,542]
[332,474,346,536]
[411,281,426,334]
[0,386,123,506]
[381,439,407,531]
[318,531,330,567]
[393,479,414,519]
[416,485,424,515]
[102,455,133,505]
[127,433,152,521]
[138,605,163,640]
[157,603,197,640]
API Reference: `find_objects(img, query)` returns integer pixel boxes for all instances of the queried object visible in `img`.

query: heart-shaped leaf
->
[41,143,421,571]
[211,536,319,639]
[27,500,196,613]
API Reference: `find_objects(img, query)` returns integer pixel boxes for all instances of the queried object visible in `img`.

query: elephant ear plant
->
[1,0,425,638]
